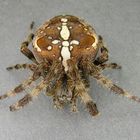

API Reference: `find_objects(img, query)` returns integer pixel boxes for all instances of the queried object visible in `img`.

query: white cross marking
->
[52,40,60,44]
[70,40,80,45]
[60,25,70,40]
[61,46,71,72]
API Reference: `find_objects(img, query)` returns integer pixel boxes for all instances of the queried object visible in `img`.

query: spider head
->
[33,15,99,71]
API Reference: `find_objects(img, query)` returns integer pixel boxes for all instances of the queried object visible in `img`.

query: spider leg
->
[0,72,41,100]
[92,73,140,103]
[100,63,122,70]
[46,79,64,109]
[9,79,47,111]
[70,88,78,112]
[20,21,38,64]
[94,35,109,65]
[79,67,90,88]
[10,61,63,111]
[64,76,78,112]
[69,67,91,112]
[6,63,37,71]
[84,61,140,103]
[53,94,64,109]
[75,80,99,116]
[68,61,99,116]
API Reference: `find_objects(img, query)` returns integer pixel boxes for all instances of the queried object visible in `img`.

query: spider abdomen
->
[33,15,99,71]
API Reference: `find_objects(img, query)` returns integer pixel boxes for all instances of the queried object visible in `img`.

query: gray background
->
[0,0,140,140]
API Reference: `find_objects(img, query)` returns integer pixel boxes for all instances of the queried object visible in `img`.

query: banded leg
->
[70,68,90,112]
[92,73,140,103]
[70,89,78,112]
[66,77,79,112]
[20,22,38,64]
[46,79,64,109]
[53,95,64,109]
[75,81,99,116]
[100,63,122,70]
[9,61,63,111]
[10,79,47,111]
[6,63,37,71]
[68,61,99,116]
[94,35,109,65]
[80,67,90,89]
[84,61,140,103]
[0,72,41,100]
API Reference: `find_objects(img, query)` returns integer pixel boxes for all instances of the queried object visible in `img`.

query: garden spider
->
[1,15,140,117]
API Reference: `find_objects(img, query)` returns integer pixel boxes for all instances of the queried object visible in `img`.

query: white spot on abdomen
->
[70,40,80,45]
[48,36,52,39]
[70,46,73,51]
[52,40,60,44]
[61,18,68,22]
[47,46,52,50]
[57,27,61,30]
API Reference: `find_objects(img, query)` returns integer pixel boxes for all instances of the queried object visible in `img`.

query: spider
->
[1,15,140,117]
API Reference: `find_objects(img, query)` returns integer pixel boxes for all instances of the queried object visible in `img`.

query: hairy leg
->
[69,67,91,112]
[1,62,49,100]
[66,76,78,112]
[79,66,90,88]
[93,73,140,103]
[100,63,122,70]
[75,80,99,116]
[6,63,37,71]
[9,61,63,111]
[87,62,140,103]
[10,79,47,111]
[20,22,38,64]
[46,79,64,109]
[70,90,78,112]
[68,60,99,116]
[0,72,41,100]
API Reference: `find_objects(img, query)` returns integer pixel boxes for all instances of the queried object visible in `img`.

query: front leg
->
[20,22,38,64]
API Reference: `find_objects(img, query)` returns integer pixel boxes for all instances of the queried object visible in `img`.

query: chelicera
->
[2,15,140,117]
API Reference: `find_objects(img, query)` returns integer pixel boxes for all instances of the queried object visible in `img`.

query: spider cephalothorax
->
[2,15,140,117]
